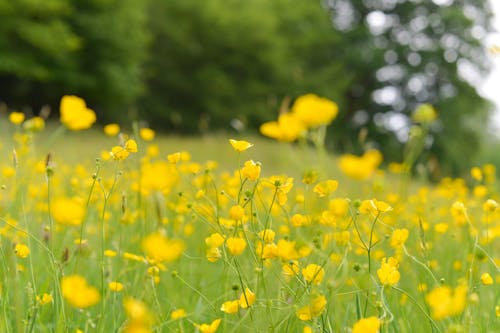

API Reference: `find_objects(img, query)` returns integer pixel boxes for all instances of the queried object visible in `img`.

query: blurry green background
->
[0,0,497,176]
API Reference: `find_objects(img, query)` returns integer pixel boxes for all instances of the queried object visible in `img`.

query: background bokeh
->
[0,0,498,176]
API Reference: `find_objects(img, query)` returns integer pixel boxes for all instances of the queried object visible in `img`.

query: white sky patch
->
[479,0,500,135]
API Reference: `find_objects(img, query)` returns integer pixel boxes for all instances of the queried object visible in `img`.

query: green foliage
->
[141,0,351,132]
[325,0,494,176]
[0,0,149,117]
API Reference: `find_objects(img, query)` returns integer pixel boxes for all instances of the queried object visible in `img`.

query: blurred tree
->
[140,0,352,132]
[0,0,149,118]
[325,0,494,176]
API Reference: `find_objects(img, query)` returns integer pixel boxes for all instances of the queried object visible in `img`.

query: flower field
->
[0,96,499,333]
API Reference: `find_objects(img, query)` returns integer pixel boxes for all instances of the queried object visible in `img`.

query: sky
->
[480,0,500,133]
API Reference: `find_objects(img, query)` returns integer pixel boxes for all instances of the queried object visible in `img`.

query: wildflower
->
[60,95,96,131]
[110,139,138,160]
[14,243,30,258]
[171,309,187,320]
[352,316,380,333]
[425,284,468,320]
[205,233,225,248]
[23,116,45,132]
[412,104,437,124]
[258,229,276,243]
[296,295,327,321]
[480,273,493,285]
[483,199,498,213]
[390,229,409,248]
[140,128,155,141]
[377,257,400,286]
[52,197,85,226]
[229,205,245,221]
[229,139,253,152]
[359,199,392,215]
[241,160,261,181]
[194,318,221,333]
[302,264,325,285]
[61,275,100,308]
[282,261,300,279]
[36,293,53,305]
[313,180,338,198]
[338,150,382,180]
[238,288,256,308]
[450,201,467,225]
[206,247,222,263]
[104,123,120,136]
[470,167,483,181]
[123,297,153,333]
[260,113,306,142]
[167,152,182,164]
[109,281,124,292]
[226,237,247,256]
[496,305,500,317]
[142,233,185,262]
[9,112,25,125]
[291,94,338,128]
[104,249,118,257]
[221,300,239,314]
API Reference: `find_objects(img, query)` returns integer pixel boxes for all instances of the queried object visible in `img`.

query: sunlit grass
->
[0,107,499,333]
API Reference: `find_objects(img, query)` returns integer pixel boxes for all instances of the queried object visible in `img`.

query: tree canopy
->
[0,0,495,175]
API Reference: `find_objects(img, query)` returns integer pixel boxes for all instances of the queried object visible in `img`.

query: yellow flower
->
[167,152,182,164]
[104,123,120,136]
[425,285,467,320]
[229,139,253,152]
[291,93,338,128]
[52,197,85,226]
[483,199,498,213]
[36,293,53,305]
[142,233,185,262]
[226,237,247,256]
[125,139,138,152]
[110,139,138,160]
[412,103,437,124]
[480,273,493,285]
[258,229,276,243]
[23,116,45,132]
[390,228,409,248]
[61,275,100,308]
[241,160,261,181]
[470,167,483,181]
[123,297,153,333]
[377,257,400,286]
[238,288,256,308]
[205,233,225,248]
[229,205,245,221]
[296,295,327,321]
[260,113,305,142]
[338,150,382,180]
[60,95,96,131]
[140,128,155,141]
[171,309,187,320]
[359,199,392,215]
[221,300,239,314]
[9,112,25,125]
[104,249,118,257]
[450,201,467,225]
[206,247,222,263]
[109,281,124,292]
[194,318,221,333]
[14,243,30,258]
[352,316,380,333]
[313,180,338,198]
[302,264,325,285]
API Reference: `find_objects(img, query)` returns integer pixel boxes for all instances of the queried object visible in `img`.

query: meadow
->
[0,95,499,333]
